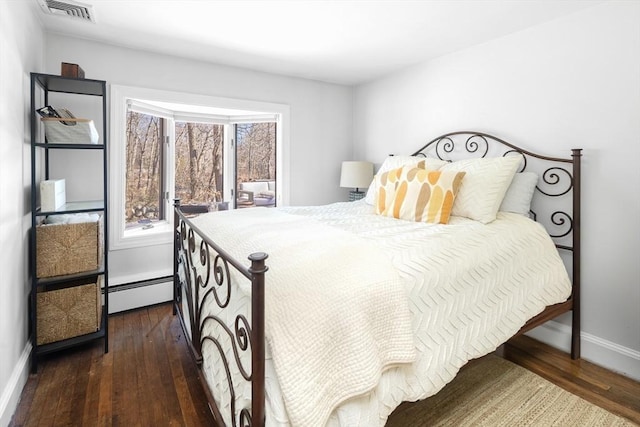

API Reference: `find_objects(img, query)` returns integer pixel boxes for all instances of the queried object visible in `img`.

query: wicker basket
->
[37,277,103,345]
[36,217,102,278]
[41,117,99,144]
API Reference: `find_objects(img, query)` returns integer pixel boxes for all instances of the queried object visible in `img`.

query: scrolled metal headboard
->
[413,131,581,254]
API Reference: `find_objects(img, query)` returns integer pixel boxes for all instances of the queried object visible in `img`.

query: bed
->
[173,131,582,427]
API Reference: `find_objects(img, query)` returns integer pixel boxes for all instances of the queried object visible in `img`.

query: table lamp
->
[340,161,373,201]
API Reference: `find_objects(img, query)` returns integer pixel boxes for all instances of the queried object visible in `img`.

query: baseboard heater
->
[108,276,173,313]
[108,276,172,293]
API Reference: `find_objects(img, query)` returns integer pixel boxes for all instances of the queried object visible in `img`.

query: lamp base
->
[349,190,365,202]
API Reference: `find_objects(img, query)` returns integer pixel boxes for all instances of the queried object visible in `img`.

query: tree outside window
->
[125,112,224,229]
[125,111,162,227]
[175,122,224,206]
[236,122,276,186]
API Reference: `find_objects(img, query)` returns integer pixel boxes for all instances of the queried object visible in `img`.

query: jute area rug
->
[386,355,637,426]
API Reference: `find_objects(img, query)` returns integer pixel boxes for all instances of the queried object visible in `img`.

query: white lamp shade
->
[340,161,374,189]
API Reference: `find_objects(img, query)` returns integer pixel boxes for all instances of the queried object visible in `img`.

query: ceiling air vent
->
[38,0,96,23]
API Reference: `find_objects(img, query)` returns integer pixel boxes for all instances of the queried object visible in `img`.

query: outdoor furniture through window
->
[237,181,276,207]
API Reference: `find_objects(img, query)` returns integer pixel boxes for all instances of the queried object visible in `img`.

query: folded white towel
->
[45,213,100,225]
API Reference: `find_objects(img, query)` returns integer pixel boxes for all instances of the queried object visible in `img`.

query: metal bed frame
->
[173,131,582,427]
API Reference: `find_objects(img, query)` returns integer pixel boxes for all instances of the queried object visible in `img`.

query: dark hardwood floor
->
[11,303,215,427]
[10,303,640,426]
[502,335,640,425]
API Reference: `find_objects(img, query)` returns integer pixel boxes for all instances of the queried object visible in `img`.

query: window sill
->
[112,221,173,250]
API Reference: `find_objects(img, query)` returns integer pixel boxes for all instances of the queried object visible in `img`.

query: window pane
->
[236,122,277,208]
[125,111,163,229]
[236,123,276,183]
[175,122,224,207]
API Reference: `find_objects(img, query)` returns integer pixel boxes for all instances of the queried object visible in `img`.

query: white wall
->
[0,1,44,424]
[43,35,353,288]
[354,1,640,378]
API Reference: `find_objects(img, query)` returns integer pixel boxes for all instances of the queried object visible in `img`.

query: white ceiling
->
[35,0,601,85]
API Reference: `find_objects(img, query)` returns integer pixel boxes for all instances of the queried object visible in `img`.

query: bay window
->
[110,85,289,250]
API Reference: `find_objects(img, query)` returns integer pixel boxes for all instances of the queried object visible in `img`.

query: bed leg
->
[571,303,581,359]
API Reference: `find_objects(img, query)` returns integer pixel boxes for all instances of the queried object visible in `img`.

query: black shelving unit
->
[29,73,109,372]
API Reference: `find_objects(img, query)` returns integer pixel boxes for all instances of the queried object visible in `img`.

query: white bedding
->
[190,200,572,426]
[191,207,416,427]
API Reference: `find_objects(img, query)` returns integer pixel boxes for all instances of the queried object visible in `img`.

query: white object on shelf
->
[41,117,99,144]
[40,179,66,211]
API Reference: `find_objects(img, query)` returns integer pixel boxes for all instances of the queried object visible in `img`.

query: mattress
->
[189,200,572,426]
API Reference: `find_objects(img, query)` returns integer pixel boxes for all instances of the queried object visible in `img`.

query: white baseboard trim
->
[108,279,172,314]
[527,320,640,381]
[0,342,32,427]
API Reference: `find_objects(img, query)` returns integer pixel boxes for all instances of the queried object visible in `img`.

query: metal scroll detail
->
[538,166,574,238]
[539,167,573,197]
[548,211,572,239]
[177,216,255,427]
[425,134,490,160]
[412,131,578,247]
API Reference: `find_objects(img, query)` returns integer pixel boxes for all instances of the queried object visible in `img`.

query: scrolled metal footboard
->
[173,199,267,427]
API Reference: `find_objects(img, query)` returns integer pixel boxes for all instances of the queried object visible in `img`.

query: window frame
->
[110,85,290,250]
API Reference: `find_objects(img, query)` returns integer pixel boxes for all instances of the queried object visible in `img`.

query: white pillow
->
[364,155,448,205]
[440,155,522,223]
[500,172,538,216]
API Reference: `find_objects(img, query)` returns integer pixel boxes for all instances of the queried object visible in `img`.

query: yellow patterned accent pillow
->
[364,156,448,205]
[374,166,405,215]
[375,166,466,224]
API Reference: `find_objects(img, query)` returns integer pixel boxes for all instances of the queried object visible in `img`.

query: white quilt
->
[192,201,572,426]
[191,208,416,427]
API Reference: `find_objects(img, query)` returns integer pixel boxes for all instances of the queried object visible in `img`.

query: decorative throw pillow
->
[364,155,448,205]
[374,166,405,214]
[376,166,466,224]
[440,155,522,223]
